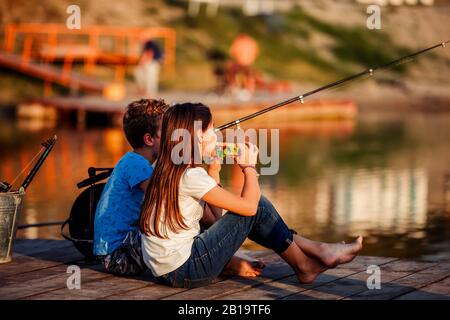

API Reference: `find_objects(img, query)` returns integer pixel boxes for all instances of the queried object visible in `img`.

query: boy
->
[94,98,169,275]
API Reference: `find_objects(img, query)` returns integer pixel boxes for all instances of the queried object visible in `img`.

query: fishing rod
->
[21,135,57,191]
[1,135,58,230]
[215,41,450,132]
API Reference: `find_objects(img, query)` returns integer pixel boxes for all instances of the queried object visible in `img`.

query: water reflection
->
[0,112,449,260]
[320,167,428,234]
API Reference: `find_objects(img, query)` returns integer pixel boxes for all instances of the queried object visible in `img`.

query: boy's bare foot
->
[222,256,265,278]
[316,236,363,268]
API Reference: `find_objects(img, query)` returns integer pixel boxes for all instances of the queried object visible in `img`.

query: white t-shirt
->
[141,167,218,276]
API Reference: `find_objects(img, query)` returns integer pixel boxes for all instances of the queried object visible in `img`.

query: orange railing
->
[3,23,176,84]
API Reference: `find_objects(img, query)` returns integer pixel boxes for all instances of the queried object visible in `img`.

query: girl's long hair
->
[139,103,212,238]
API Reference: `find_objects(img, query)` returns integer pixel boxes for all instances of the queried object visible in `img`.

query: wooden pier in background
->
[1,23,176,97]
[18,93,358,130]
[0,239,449,300]
[0,51,105,93]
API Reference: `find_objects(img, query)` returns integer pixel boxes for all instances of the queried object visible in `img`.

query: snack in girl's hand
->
[202,143,241,164]
[215,143,241,159]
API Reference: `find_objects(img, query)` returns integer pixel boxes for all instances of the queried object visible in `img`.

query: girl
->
[139,103,363,288]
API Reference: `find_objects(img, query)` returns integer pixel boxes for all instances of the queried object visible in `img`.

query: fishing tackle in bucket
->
[0,136,57,263]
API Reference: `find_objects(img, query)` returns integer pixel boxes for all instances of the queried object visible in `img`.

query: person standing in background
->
[134,39,163,97]
[228,33,260,99]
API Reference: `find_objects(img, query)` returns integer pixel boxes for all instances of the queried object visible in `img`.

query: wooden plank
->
[280,256,400,300]
[0,51,104,92]
[283,270,411,300]
[395,276,450,300]
[376,259,437,273]
[23,273,151,300]
[346,262,450,300]
[105,283,189,300]
[0,263,108,300]
[13,239,73,256]
[162,253,292,300]
[220,267,359,300]
[236,249,274,261]
[2,238,448,301]
[106,250,275,300]
[0,255,66,278]
[331,256,399,270]
[0,261,100,287]
[19,243,82,261]
[223,256,399,300]
[0,246,83,277]
[148,256,396,300]
[0,263,78,287]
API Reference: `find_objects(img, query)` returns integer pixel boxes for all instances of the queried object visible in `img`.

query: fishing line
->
[8,147,45,188]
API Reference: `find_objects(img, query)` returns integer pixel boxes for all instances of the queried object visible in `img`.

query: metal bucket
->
[0,188,25,263]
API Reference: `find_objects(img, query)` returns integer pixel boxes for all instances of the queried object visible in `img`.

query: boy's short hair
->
[123,99,169,148]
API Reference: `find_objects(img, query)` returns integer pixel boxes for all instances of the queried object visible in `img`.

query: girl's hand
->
[206,145,222,180]
[236,142,258,168]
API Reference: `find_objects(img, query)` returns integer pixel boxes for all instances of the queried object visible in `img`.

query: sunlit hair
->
[139,103,212,238]
[123,98,169,148]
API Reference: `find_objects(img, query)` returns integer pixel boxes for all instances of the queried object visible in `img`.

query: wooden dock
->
[20,93,357,130]
[0,239,449,300]
[0,51,105,93]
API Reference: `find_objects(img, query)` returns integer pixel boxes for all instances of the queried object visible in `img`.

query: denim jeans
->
[101,229,147,276]
[158,195,294,288]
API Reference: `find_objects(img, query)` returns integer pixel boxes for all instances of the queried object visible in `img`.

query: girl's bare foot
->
[316,236,363,268]
[295,256,328,284]
[222,256,265,278]
[280,241,328,284]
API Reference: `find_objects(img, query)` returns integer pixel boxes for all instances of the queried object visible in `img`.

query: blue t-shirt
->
[94,151,153,255]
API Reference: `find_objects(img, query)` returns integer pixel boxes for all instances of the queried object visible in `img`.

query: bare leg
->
[293,235,363,268]
[279,241,328,284]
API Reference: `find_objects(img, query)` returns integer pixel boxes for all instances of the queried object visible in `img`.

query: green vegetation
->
[0,1,414,104]
[165,4,411,89]
[285,9,410,70]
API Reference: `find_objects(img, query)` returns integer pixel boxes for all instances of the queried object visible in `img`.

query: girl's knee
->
[258,194,270,206]
[257,194,271,215]
[257,195,278,219]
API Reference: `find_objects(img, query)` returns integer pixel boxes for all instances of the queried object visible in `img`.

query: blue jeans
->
[158,195,294,288]
[101,229,147,276]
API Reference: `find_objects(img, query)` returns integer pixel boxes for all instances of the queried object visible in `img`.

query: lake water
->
[1,110,449,261]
